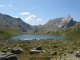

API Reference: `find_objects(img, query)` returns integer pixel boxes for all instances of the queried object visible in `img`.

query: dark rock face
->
[0,52,17,60]
[11,47,24,54]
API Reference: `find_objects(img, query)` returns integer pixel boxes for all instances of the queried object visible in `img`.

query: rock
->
[8,47,12,50]
[53,46,58,48]
[60,48,67,51]
[11,47,24,54]
[50,51,57,56]
[30,50,40,55]
[0,52,17,60]
[73,51,80,57]
[36,46,42,50]
[76,53,80,57]
[61,53,77,58]
[1,50,7,53]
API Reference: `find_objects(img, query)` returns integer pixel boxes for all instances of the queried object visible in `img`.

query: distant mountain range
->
[0,13,78,33]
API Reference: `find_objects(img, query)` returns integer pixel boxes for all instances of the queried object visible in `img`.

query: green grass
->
[0,27,23,39]
[48,23,80,40]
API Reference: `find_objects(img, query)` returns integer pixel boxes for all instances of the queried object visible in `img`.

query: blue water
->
[11,34,68,40]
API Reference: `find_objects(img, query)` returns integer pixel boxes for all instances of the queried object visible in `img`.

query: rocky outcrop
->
[0,52,17,60]
[11,47,24,54]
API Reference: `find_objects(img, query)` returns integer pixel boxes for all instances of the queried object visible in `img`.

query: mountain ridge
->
[0,13,32,32]
[32,15,77,33]
[0,13,78,33]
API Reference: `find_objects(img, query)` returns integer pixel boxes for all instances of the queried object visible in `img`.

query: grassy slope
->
[49,23,80,40]
[64,23,80,40]
[0,28,23,39]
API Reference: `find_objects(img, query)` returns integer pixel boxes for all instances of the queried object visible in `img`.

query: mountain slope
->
[49,22,80,40]
[63,22,80,39]
[0,13,32,32]
[32,15,77,33]
[43,15,76,32]
[0,27,23,39]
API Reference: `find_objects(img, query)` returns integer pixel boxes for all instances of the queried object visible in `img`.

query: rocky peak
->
[62,15,73,22]
[41,15,77,32]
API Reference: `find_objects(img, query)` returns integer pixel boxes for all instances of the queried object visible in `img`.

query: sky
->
[0,0,80,25]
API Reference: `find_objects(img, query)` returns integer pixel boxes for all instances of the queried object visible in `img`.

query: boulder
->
[0,52,17,60]
[35,46,42,50]
[1,50,7,53]
[8,47,12,50]
[30,50,40,55]
[73,51,80,57]
[76,53,80,57]
[11,47,24,54]
[50,51,57,56]
[53,46,58,48]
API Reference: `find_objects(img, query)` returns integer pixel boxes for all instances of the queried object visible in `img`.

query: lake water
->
[11,34,68,40]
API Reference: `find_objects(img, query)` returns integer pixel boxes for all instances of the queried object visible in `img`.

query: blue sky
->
[0,0,80,25]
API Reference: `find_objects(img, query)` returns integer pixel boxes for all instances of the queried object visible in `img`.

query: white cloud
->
[0,4,12,7]
[30,15,36,17]
[37,18,43,21]
[20,12,30,15]
[9,4,12,7]
[0,5,6,7]
[24,15,36,22]
[14,16,19,18]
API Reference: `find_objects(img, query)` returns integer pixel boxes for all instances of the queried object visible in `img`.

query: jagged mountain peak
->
[62,15,73,22]
[65,15,71,18]
[41,15,77,32]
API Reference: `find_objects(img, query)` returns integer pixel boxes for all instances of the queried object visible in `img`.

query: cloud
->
[9,4,12,7]
[20,12,30,15]
[0,4,12,7]
[0,5,6,7]
[37,18,43,21]
[24,15,36,22]
[14,16,19,18]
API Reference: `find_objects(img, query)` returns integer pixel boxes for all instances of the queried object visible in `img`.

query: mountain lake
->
[11,34,69,40]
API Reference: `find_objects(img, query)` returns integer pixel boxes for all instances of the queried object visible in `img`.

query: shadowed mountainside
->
[0,13,32,32]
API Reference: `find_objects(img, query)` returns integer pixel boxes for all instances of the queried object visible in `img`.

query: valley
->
[0,13,80,60]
